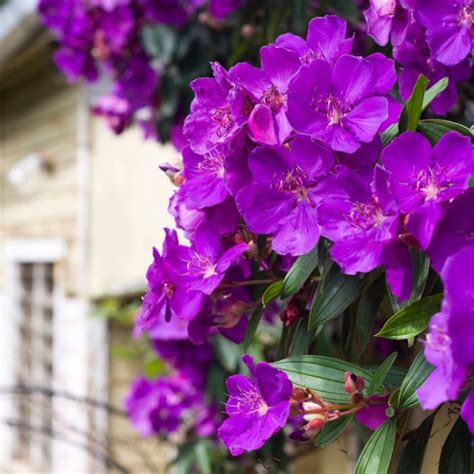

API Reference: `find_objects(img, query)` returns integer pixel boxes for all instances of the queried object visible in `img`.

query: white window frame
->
[1,238,66,471]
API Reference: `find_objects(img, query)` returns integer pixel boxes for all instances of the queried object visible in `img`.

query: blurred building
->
[0,8,175,473]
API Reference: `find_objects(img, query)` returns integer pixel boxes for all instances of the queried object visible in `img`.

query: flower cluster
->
[38,0,246,136]
[127,10,474,457]
[364,0,472,114]
[417,225,474,436]
[126,308,219,439]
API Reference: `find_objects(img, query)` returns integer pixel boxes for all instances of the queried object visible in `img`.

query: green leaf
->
[215,336,242,372]
[397,351,433,409]
[422,119,473,137]
[288,317,314,356]
[400,74,429,132]
[317,238,332,277]
[410,250,430,303]
[309,264,364,330]
[141,25,177,63]
[388,388,400,407]
[144,358,166,379]
[273,355,374,404]
[194,440,212,474]
[376,294,442,340]
[357,274,386,356]
[439,417,472,474]
[314,416,353,448]
[354,419,396,474]
[396,412,436,474]
[381,123,399,146]
[262,280,284,307]
[281,244,318,299]
[242,305,263,351]
[366,352,398,395]
[470,176,474,187]
[421,77,449,111]
[418,120,473,144]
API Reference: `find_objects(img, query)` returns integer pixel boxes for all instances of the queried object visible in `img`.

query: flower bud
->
[344,372,365,393]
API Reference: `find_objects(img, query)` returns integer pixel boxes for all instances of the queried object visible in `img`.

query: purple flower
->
[168,221,249,295]
[228,45,300,145]
[139,0,199,27]
[179,141,249,210]
[134,229,206,336]
[363,0,413,47]
[415,0,474,66]
[93,93,133,133]
[394,23,472,114]
[125,374,211,437]
[218,355,292,456]
[417,245,474,436]
[236,135,334,256]
[287,54,394,153]
[188,287,250,344]
[318,166,412,300]
[209,0,244,19]
[169,193,241,239]
[383,131,474,249]
[427,188,474,272]
[275,15,353,66]
[184,62,248,155]
[356,395,390,430]
[114,57,159,110]
[96,5,135,54]
[54,46,98,83]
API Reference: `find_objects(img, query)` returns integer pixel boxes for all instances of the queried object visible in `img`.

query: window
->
[14,262,54,471]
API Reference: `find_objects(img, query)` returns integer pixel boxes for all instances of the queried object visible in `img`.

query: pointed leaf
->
[397,351,433,409]
[289,318,314,356]
[421,77,449,111]
[396,412,436,474]
[418,120,473,145]
[376,294,442,340]
[281,244,318,298]
[399,74,429,132]
[366,352,398,395]
[354,419,396,474]
[242,304,263,351]
[357,274,386,356]
[262,280,284,307]
[439,417,472,474]
[314,415,354,448]
[273,355,374,404]
[194,440,212,474]
[381,123,399,146]
[309,264,364,330]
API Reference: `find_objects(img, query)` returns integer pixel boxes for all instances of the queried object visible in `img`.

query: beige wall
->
[88,118,177,298]
[0,50,79,292]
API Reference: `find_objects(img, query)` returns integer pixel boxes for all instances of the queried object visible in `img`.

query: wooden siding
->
[0,50,79,292]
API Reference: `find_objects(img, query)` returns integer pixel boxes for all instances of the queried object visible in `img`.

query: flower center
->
[234,388,269,416]
[211,106,233,137]
[164,281,175,299]
[312,93,347,125]
[276,167,311,201]
[458,4,474,29]
[187,253,218,279]
[326,96,346,125]
[349,201,387,230]
[414,166,449,201]
[262,85,286,112]
[198,151,225,178]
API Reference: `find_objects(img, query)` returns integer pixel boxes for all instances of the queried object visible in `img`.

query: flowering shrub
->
[40,0,474,471]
